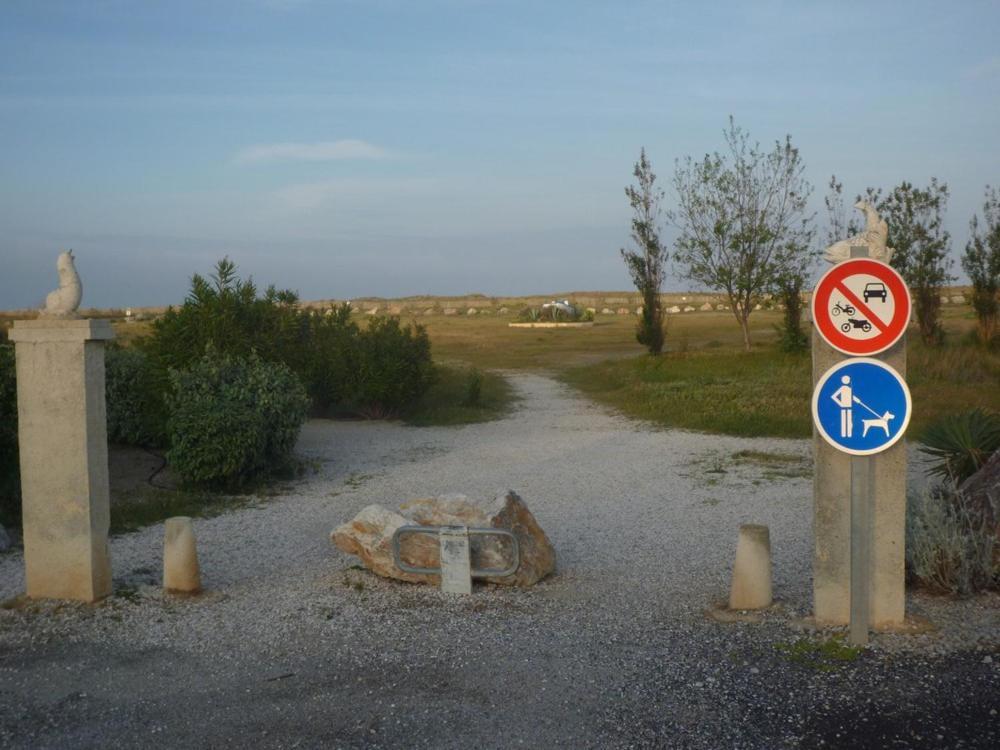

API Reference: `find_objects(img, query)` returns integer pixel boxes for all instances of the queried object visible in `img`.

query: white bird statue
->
[41,250,83,318]
[823,201,894,264]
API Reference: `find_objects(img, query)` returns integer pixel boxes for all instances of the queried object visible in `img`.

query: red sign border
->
[811,258,911,356]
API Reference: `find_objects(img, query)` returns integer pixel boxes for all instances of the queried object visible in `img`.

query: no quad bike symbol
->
[811,258,911,356]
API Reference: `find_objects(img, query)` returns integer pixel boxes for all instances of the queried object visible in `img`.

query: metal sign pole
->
[849,455,871,645]
[848,245,871,645]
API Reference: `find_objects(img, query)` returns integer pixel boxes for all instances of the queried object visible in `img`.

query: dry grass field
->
[2,298,996,440]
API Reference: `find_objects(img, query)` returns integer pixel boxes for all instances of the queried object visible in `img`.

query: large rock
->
[331,491,555,587]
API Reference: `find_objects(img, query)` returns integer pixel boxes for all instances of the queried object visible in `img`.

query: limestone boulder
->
[331,490,555,587]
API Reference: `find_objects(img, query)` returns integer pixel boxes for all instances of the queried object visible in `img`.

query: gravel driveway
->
[1,373,997,748]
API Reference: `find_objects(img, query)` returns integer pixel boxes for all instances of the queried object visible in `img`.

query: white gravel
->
[1,373,996,748]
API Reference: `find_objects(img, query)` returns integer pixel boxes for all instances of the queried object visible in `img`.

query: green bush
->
[919,408,1000,483]
[300,304,360,412]
[144,257,305,374]
[346,316,434,418]
[906,488,998,595]
[105,346,166,446]
[0,345,20,527]
[165,349,309,489]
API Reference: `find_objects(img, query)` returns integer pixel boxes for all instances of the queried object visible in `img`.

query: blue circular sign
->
[812,358,911,456]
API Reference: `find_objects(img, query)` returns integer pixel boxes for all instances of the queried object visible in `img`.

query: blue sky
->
[2,0,998,308]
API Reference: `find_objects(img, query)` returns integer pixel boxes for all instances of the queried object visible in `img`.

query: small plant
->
[166,349,309,489]
[919,408,1000,483]
[776,635,863,671]
[906,487,998,595]
[517,307,542,322]
[463,368,483,407]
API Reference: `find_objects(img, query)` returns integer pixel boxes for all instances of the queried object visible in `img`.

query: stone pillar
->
[9,319,114,602]
[812,329,907,627]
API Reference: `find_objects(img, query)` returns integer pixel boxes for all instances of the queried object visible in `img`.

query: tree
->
[854,180,954,344]
[773,262,810,353]
[962,186,1000,344]
[671,118,814,351]
[620,148,667,355]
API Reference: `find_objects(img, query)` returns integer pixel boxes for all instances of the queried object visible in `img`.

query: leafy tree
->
[620,148,667,354]
[671,118,814,351]
[962,186,1000,344]
[852,180,954,345]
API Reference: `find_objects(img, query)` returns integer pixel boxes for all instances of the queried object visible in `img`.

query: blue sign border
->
[811,357,912,456]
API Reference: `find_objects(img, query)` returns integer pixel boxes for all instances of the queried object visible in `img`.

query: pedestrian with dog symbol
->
[832,375,853,438]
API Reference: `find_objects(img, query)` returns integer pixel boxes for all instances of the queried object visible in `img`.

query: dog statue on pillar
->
[41,250,83,318]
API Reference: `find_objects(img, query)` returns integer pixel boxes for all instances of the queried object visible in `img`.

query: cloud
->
[963,56,1000,79]
[234,139,389,164]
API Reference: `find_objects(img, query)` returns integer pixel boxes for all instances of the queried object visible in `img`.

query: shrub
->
[300,304,360,412]
[919,408,1000,484]
[344,316,434,419]
[144,257,305,374]
[906,488,998,595]
[105,346,166,446]
[0,345,19,527]
[166,349,309,489]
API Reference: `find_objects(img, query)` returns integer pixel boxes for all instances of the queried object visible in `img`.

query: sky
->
[2,0,999,309]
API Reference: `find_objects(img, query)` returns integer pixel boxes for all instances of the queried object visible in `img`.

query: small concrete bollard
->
[729,524,772,610]
[163,517,201,593]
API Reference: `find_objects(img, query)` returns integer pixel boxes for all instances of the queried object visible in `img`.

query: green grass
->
[558,336,1000,439]
[562,349,814,438]
[404,364,517,427]
[775,635,864,672]
[412,307,998,439]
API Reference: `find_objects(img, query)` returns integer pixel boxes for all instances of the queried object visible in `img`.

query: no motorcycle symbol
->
[811,258,911,356]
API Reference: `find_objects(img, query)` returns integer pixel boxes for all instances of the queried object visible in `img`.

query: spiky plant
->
[919,408,1000,484]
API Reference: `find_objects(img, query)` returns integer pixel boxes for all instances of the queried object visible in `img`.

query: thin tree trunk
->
[740,314,752,351]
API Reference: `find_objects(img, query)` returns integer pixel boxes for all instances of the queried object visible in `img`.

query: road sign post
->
[811,246,911,641]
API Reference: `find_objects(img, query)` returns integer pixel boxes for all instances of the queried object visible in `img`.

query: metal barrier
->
[392,525,520,594]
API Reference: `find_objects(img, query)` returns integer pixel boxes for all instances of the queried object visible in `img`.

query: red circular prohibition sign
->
[811,258,911,356]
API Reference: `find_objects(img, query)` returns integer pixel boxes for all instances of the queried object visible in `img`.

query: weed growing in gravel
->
[344,473,374,489]
[732,450,812,480]
[775,635,863,671]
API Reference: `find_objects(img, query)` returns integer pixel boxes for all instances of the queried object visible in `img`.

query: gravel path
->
[1,373,997,749]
